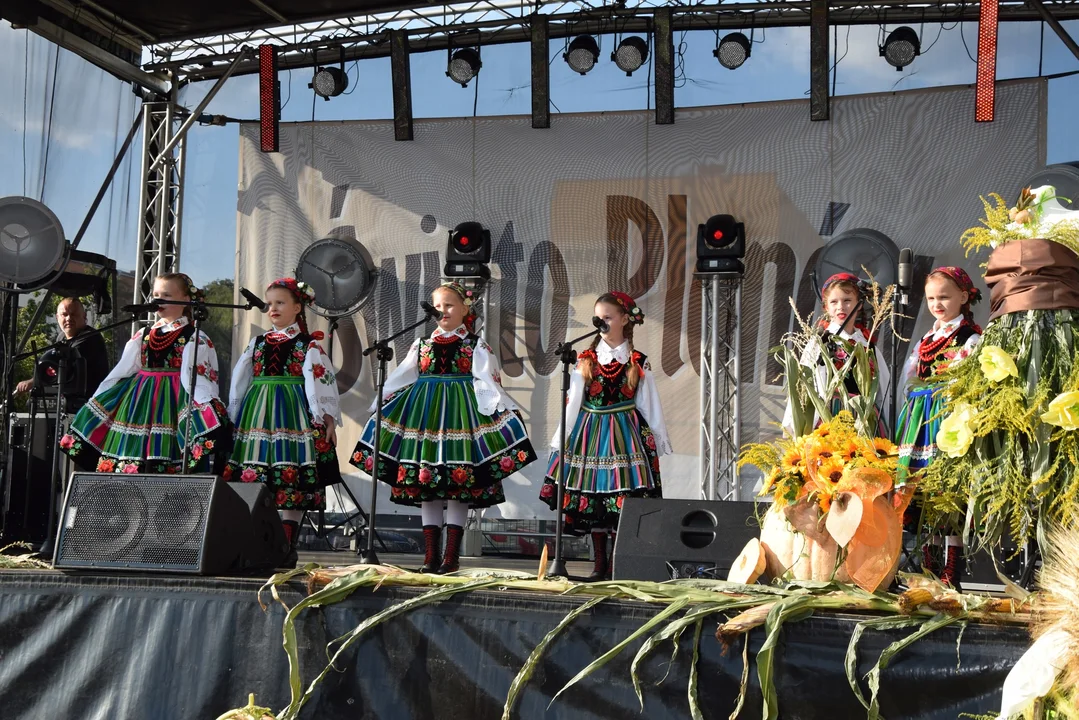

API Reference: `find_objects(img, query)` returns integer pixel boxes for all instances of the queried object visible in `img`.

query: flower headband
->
[608,291,645,325]
[268,277,316,305]
[176,273,205,303]
[820,272,865,300]
[440,281,475,308]
[930,266,982,306]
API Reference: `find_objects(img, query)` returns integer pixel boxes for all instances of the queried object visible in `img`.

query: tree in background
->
[11,295,62,412]
[201,278,235,404]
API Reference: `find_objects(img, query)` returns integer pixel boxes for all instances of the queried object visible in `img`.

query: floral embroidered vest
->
[252,332,312,377]
[915,322,978,380]
[581,349,646,408]
[418,334,477,375]
[141,324,195,370]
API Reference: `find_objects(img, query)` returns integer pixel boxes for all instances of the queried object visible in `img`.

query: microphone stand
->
[546,324,605,579]
[11,313,141,556]
[890,287,908,437]
[155,297,257,475]
[358,311,438,564]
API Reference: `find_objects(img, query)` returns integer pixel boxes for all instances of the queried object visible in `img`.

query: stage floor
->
[298,549,594,576]
[0,562,1028,720]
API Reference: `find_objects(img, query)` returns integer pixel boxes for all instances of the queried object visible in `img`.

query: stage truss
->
[698,273,742,502]
[19,0,1079,87]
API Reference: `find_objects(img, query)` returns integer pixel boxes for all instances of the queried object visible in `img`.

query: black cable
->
[959,19,977,63]
[280,66,293,114]
[1038,21,1045,77]
[39,41,61,201]
[22,30,28,197]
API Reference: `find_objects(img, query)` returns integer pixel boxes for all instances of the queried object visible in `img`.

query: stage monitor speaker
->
[2,414,54,544]
[612,498,764,582]
[54,474,288,574]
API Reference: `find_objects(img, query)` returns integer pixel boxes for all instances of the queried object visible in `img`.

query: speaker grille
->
[56,474,215,572]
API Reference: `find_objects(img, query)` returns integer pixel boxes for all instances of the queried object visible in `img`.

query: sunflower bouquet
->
[743,411,899,516]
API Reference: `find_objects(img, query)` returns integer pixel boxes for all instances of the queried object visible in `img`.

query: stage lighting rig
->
[714,32,751,70]
[612,36,648,76]
[447,48,482,87]
[564,35,600,75]
[880,26,920,71]
[310,47,348,100]
[445,221,492,278]
[696,214,745,274]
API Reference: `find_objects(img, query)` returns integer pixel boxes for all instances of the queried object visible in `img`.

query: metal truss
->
[132,101,186,312]
[143,0,1079,81]
[697,273,742,503]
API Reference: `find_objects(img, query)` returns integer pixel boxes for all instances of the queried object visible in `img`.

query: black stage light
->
[310,47,349,100]
[564,35,600,75]
[445,221,492,278]
[696,214,746,273]
[880,26,920,71]
[447,48,482,87]
[714,32,751,70]
[612,36,648,76]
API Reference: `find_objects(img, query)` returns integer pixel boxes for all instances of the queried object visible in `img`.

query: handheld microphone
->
[897,248,913,307]
[592,316,609,333]
[240,287,267,312]
[121,300,162,314]
[420,301,444,320]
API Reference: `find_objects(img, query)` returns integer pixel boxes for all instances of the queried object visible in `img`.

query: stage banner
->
[236,78,1046,519]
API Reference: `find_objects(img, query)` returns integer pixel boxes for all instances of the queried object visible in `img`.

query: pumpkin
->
[214,694,277,720]
[759,497,901,592]
[727,537,767,584]
[759,501,838,582]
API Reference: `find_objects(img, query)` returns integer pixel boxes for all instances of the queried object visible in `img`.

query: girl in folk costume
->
[60,273,230,474]
[895,266,982,589]
[350,282,537,574]
[226,278,342,561]
[539,292,671,582]
[782,272,890,438]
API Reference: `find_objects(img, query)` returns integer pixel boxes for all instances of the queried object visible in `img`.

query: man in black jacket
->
[15,297,110,407]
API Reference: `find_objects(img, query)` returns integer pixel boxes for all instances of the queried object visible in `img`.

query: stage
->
[0,556,1029,720]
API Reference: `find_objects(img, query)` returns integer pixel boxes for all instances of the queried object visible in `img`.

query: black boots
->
[281,520,299,569]
[420,525,442,573]
[586,530,612,582]
[437,524,464,574]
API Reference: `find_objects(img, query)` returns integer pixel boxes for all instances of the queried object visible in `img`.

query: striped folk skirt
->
[895,386,945,486]
[61,369,229,474]
[350,374,537,509]
[539,399,662,533]
[225,376,341,511]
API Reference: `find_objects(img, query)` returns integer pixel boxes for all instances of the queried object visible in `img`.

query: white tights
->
[281,510,303,524]
[421,500,468,527]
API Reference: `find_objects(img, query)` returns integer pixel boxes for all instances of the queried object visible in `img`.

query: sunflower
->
[813,457,846,488]
[839,439,861,462]
[864,437,898,462]
[780,447,803,474]
[761,468,780,495]
[805,441,837,468]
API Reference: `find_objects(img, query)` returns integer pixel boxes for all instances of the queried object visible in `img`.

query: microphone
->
[420,301,444,320]
[240,287,267,312]
[897,247,913,307]
[120,300,162,314]
[592,316,609,333]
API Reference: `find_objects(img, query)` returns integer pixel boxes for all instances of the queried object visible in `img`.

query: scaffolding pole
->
[697,273,742,502]
[132,99,186,319]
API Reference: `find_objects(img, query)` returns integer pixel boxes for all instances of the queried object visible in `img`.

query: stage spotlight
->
[695,214,746,274]
[564,35,600,75]
[612,36,648,76]
[310,47,349,100]
[445,221,492,278]
[447,48,482,87]
[714,32,751,70]
[880,26,920,71]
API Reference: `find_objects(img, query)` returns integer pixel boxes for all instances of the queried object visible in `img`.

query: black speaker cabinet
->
[612,498,764,582]
[54,473,288,575]
[2,413,55,544]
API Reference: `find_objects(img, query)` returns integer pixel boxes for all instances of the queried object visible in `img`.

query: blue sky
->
[1,18,1077,288]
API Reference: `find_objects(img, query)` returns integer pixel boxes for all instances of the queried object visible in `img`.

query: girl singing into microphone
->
[350,282,537,574]
[538,292,671,581]
[60,272,230,474]
[225,277,342,565]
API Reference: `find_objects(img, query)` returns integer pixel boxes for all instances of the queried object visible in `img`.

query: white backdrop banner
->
[235,79,1046,519]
